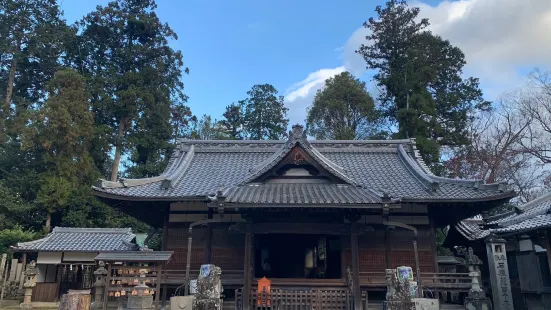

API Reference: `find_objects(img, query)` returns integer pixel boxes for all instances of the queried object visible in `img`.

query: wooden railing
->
[359,272,472,291]
[162,269,244,285]
[235,288,368,310]
[162,270,472,291]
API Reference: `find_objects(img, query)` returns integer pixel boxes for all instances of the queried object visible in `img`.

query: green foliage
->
[73,0,189,180]
[219,102,245,140]
[307,72,378,140]
[357,0,489,170]
[242,84,289,140]
[0,227,36,254]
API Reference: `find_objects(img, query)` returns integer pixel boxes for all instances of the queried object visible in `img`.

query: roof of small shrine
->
[13,227,138,252]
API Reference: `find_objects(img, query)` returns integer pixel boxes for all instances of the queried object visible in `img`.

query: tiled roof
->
[95,251,173,262]
[224,183,382,205]
[13,227,137,252]
[454,191,551,240]
[93,125,514,205]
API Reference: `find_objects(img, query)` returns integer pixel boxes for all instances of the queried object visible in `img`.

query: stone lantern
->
[20,260,38,309]
[464,247,492,310]
[91,261,108,309]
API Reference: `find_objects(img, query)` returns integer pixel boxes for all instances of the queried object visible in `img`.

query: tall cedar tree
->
[357,0,489,170]
[74,0,188,181]
[243,84,289,140]
[22,69,97,232]
[0,0,72,143]
[307,72,377,140]
[220,101,245,140]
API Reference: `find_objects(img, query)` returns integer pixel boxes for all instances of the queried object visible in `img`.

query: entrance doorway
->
[254,234,341,279]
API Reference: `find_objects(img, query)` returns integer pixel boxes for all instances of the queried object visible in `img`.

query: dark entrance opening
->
[254,234,341,279]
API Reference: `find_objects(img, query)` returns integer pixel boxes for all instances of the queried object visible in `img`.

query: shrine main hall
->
[93,124,515,307]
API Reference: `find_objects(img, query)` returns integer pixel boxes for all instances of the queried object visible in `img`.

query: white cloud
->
[284,0,551,126]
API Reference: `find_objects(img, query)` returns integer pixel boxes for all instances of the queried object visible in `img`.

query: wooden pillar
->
[430,218,439,272]
[243,232,252,310]
[350,223,362,310]
[161,210,169,251]
[385,228,391,268]
[546,230,551,277]
[154,263,162,310]
[205,211,213,264]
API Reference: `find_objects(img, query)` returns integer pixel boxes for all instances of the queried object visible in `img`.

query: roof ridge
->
[397,144,438,191]
[161,145,195,189]
[53,227,134,233]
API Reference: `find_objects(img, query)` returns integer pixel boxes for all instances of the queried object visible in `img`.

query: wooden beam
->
[229,222,373,235]
[243,232,252,310]
[350,223,362,310]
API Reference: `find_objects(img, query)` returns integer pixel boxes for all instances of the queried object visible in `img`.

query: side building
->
[92,124,515,306]
[447,191,551,310]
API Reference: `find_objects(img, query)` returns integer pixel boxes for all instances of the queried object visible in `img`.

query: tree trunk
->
[44,213,51,234]
[0,57,17,143]
[110,119,126,181]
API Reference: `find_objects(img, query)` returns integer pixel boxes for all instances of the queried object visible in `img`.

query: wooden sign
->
[257,277,271,307]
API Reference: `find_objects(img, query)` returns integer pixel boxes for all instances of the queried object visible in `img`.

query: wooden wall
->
[165,223,244,271]
[343,226,436,273]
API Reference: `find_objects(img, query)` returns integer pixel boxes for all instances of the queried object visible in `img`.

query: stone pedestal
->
[485,235,513,310]
[20,261,38,309]
[169,296,194,310]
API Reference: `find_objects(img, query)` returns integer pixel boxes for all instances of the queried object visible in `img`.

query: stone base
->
[383,301,416,310]
[465,297,492,310]
[127,295,154,309]
[170,296,195,310]
[412,298,439,310]
[19,302,32,309]
[193,298,221,310]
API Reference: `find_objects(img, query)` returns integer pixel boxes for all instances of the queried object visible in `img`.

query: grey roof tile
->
[224,183,381,205]
[93,126,513,204]
[14,227,137,252]
[454,191,551,239]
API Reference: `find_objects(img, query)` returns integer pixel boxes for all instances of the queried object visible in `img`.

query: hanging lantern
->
[131,290,138,296]
[144,289,150,295]
[116,280,122,285]
[118,269,123,274]
[111,280,115,285]
[121,290,126,296]
[109,292,114,297]
[133,279,139,285]
[115,291,121,298]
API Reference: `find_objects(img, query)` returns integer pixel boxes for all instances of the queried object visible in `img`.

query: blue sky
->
[60,0,551,126]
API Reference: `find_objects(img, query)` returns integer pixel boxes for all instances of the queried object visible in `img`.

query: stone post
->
[485,235,513,310]
[91,261,108,309]
[19,260,38,309]
[193,264,222,310]
[463,247,492,310]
